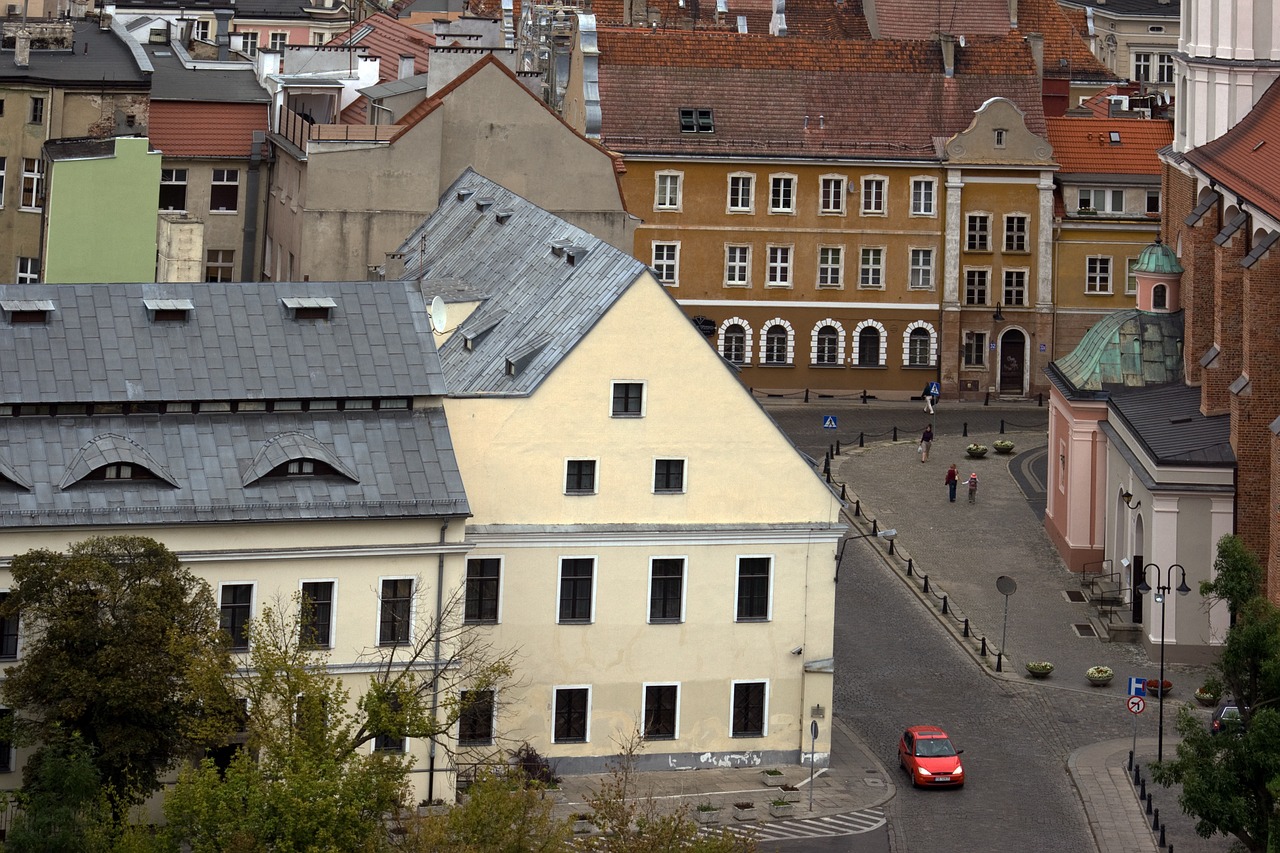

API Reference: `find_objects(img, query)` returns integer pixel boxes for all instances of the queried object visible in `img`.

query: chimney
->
[1024,32,1043,81]
[1008,0,1017,28]
[398,54,414,78]
[939,32,957,78]
[14,29,29,67]
[384,252,406,280]
[214,8,233,61]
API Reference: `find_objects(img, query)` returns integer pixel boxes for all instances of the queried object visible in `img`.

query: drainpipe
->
[240,130,265,281]
[426,520,449,804]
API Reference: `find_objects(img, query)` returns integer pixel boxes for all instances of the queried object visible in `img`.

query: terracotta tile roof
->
[149,101,270,159]
[595,29,1045,159]
[1015,0,1115,82]
[1184,77,1280,223]
[871,0,1012,38]
[330,12,436,124]
[1045,116,1172,174]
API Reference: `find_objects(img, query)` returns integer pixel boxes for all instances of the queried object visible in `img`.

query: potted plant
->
[694,802,723,826]
[769,798,796,818]
[993,439,1015,455]
[1086,665,1114,686]
[1026,661,1054,678]
[732,801,757,821]
[571,813,597,834]
[777,784,801,803]
[966,443,988,459]
[1195,678,1223,707]
[1145,678,1173,698]
[761,768,786,787]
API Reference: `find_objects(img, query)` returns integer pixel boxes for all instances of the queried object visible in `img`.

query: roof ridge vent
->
[456,188,476,202]
[474,196,495,211]
[565,246,589,266]
[495,208,514,224]
[549,238,574,257]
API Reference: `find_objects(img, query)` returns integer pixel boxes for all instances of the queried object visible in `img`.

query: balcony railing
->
[277,106,403,151]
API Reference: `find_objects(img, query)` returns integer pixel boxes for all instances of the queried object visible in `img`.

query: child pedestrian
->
[967,472,979,504]
[945,464,958,502]
[919,424,933,463]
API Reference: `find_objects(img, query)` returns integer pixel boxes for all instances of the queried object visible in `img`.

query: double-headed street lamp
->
[1135,563,1190,762]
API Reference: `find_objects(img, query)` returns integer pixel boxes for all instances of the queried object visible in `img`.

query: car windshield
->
[914,738,957,758]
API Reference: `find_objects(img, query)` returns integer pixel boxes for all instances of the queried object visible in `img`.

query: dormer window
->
[2,299,54,324]
[282,296,336,320]
[90,463,157,481]
[268,457,336,478]
[679,108,714,133]
[993,129,1007,148]
[144,298,194,323]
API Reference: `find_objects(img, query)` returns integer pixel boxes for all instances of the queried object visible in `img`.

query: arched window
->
[723,324,746,364]
[857,327,881,367]
[764,325,788,364]
[815,325,839,365]
[907,328,930,366]
[1152,284,1167,310]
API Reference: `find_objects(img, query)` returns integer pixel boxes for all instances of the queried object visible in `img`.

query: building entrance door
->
[999,330,1025,395]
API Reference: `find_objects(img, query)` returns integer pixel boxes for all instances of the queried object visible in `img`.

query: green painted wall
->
[43,137,161,283]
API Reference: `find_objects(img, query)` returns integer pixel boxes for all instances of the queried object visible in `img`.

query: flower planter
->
[761,770,787,787]
[417,804,451,817]
[777,787,801,803]
[966,448,988,459]
[572,817,597,835]
[732,804,757,822]
[1145,679,1173,698]
[694,808,722,826]
[1086,674,1113,687]
[1195,690,1220,707]
[1026,662,1054,679]
[993,441,1015,455]
[769,802,796,818]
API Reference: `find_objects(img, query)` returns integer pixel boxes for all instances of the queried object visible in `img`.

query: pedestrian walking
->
[945,464,958,502]
[967,472,979,504]
[919,424,933,463]
[923,381,940,414]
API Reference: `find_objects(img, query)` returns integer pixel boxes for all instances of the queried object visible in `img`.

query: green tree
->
[401,767,571,852]
[0,536,237,809]
[2,733,114,853]
[1153,535,1280,852]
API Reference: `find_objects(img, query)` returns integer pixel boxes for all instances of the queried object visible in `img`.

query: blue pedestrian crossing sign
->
[822,416,838,430]
[1128,677,1146,697]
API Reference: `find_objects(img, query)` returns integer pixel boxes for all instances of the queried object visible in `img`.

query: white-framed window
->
[378,577,414,646]
[909,247,934,290]
[861,176,886,215]
[211,169,239,212]
[727,173,755,213]
[192,19,211,40]
[1078,188,1124,213]
[1134,52,1152,81]
[994,128,1007,148]
[853,320,886,367]
[565,459,598,495]
[1157,53,1174,84]
[0,592,19,662]
[819,175,846,215]
[610,381,645,417]
[724,244,750,287]
[811,320,845,366]
[160,168,188,211]
[313,32,328,46]
[205,249,235,282]
[0,157,6,207]
[553,685,590,743]
[299,580,335,649]
[20,158,43,211]
[458,689,496,746]
[654,171,683,211]
[817,245,843,288]
[966,214,990,251]
[766,245,792,287]
[964,331,988,367]
[759,320,793,366]
[643,682,679,740]
[28,96,43,125]
[735,556,772,621]
[1146,190,1161,215]
[902,321,937,367]
[1004,214,1029,252]
[964,268,989,305]
[678,108,714,133]
[1126,258,1139,294]
[464,557,502,624]
[719,318,752,365]
[652,242,679,286]
[910,177,936,216]
[858,247,884,289]
[268,31,287,50]
[653,458,686,493]
[648,558,686,624]
[239,30,258,56]
[557,558,595,624]
[730,680,768,738]
[219,582,255,651]
[769,175,796,214]
[1003,269,1028,306]
[15,257,38,284]
[1086,256,1112,293]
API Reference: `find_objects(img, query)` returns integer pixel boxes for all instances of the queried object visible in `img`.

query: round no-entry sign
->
[1128,696,1146,715]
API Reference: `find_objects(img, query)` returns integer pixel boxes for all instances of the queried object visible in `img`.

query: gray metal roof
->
[144,41,269,103]
[1049,308,1184,394]
[360,70,431,99]
[1108,382,1234,466]
[0,281,447,404]
[0,21,149,88]
[394,169,651,396]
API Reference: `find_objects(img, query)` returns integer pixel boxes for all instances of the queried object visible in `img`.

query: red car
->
[898,726,965,788]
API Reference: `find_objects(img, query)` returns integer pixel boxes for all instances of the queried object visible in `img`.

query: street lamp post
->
[1135,563,1190,762]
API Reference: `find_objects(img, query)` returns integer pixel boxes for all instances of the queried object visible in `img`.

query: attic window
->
[679,108,714,133]
[88,462,158,482]
[281,296,337,320]
[1109,131,1121,144]
[144,298,194,322]
[266,458,338,478]
[1,299,54,324]
[474,197,495,212]
[549,239,573,257]
[566,246,588,266]
[994,129,1007,148]
[495,209,513,224]
[456,188,476,202]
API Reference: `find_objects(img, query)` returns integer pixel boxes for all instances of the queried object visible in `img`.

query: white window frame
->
[858,247,884,289]
[647,557,687,624]
[651,241,679,286]
[556,557,597,624]
[1086,255,1113,294]
[818,174,846,215]
[964,267,990,305]
[1003,213,1029,252]
[817,245,843,289]
[733,555,773,622]
[654,170,683,212]
[1126,257,1139,295]
[811,319,845,366]
[641,682,681,740]
[766,244,792,287]
[552,685,592,743]
[1134,52,1152,82]
[724,244,751,287]
[564,458,599,495]
[19,158,43,212]
[268,31,288,51]
[192,19,211,40]
[727,172,755,214]
[239,30,258,56]
[758,319,794,366]
[0,157,6,209]
[1157,53,1175,84]
[1146,190,1161,215]
[652,457,688,494]
[15,257,38,284]
[902,320,937,367]
[1078,188,1124,213]
[966,213,991,251]
[909,247,934,290]
[376,576,415,647]
[210,168,240,213]
[729,679,769,738]
[1003,268,1028,306]
[860,175,887,215]
[160,167,189,212]
[298,578,338,649]
[910,177,936,216]
[768,174,796,214]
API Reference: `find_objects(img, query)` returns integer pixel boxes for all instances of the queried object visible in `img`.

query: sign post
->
[995,576,1017,672]
[808,720,818,812]
[1127,679,1147,767]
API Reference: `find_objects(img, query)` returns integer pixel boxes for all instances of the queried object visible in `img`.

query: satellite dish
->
[429,295,448,334]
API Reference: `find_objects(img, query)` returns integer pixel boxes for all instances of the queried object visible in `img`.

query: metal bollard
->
[871,519,878,535]
[823,457,830,476]
[1133,763,1140,785]
[995,652,1003,672]
[825,469,831,483]
[922,575,930,594]
[828,445,834,460]
[836,440,841,455]
[804,389,810,403]
[941,595,949,615]
[888,538,896,555]
[1152,808,1159,831]
[1128,750,1133,772]
[861,389,869,404]
[984,391,990,406]
[963,421,969,437]
[962,618,970,637]
[1140,778,1146,799]
[893,426,898,441]
[854,499,861,517]
[858,432,865,448]
[979,637,988,657]
[1146,793,1153,815]
[1159,825,1166,848]
[1000,419,1006,434]
[906,558,913,576]
[1038,392,1044,407]
[840,484,847,500]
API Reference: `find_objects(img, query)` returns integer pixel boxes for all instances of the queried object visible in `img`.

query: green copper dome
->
[1133,238,1183,275]
[1051,309,1184,393]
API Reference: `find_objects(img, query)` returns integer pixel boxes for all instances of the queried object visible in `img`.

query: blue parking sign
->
[1128,677,1146,697]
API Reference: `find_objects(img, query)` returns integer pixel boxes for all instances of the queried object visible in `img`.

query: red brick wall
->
[1162,167,1215,390]
[1210,241,1245,417]
[1241,247,1280,600]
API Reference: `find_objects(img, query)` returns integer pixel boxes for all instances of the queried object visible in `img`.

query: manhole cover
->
[1064,590,1087,603]
[1073,623,1097,638]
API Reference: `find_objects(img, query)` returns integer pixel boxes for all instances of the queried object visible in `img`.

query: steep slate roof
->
[330,12,436,124]
[0,281,469,527]
[0,21,149,88]
[150,101,270,158]
[1047,308,1184,397]
[1108,382,1233,466]
[1184,77,1280,223]
[595,30,1046,159]
[1045,116,1172,174]
[394,168,650,396]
